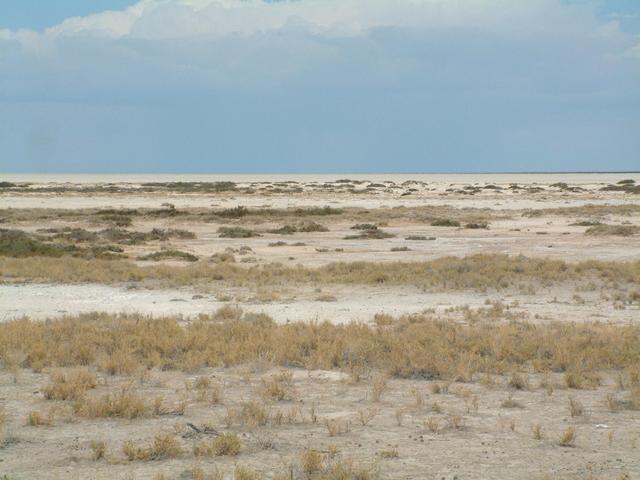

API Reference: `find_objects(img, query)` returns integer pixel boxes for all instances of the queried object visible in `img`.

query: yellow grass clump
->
[74,386,147,419]
[123,433,182,461]
[1,312,639,382]
[212,432,242,456]
[44,368,97,400]
[2,254,639,292]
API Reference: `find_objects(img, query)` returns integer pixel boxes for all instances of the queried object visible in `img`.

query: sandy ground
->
[1,367,639,480]
[2,192,638,211]
[1,176,639,479]
[169,218,640,265]
[1,283,638,326]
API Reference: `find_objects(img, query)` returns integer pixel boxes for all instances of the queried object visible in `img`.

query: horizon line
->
[3,170,640,176]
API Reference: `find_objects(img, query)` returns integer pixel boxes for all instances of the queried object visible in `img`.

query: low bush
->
[138,250,199,262]
[585,225,640,236]
[218,227,260,238]
[344,229,395,240]
[430,219,461,227]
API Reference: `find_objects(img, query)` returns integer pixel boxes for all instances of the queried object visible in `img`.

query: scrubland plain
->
[0,175,639,479]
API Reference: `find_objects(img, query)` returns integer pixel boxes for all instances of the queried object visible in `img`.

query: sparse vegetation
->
[26,410,52,426]
[301,448,324,474]
[601,183,640,194]
[212,432,241,456]
[431,219,461,227]
[585,225,640,237]
[405,235,436,241]
[501,394,524,409]
[344,228,395,240]
[3,254,638,292]
[44,368,97,400]
[268,222,328,234]
[74,387,147,419]
[568,396,584,417]
[0,229,127,260]
[0,229,68,258]
[218,227,260,238]
[123,433,182,461]
[532,423,543,440]
[351,224,378,230]
[90,440,107,460]
[508,372,529,390]
[558,426,576,447]
[464,222,489,229]
[138,250,199,262]
[2,181,640,478]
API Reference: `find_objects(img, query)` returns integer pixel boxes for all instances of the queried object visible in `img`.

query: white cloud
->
[1,0,639,174]
[44,2,149,38]
[0,0,627,43]
[0,0,636,68]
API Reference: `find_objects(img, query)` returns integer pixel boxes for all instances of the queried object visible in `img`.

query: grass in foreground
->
[1,311,638,380]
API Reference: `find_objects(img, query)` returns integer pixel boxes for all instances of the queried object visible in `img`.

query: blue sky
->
[0,1,137,31]
[1,0,639,173]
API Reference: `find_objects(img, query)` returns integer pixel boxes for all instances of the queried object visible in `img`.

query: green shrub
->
[218,227,260,238]
[431,219,461,227]
[138,250,199,262]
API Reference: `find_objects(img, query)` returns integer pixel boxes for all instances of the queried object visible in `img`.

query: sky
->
[0,0,639,173]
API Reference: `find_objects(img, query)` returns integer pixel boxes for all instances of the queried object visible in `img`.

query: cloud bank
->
[1,0,639,172]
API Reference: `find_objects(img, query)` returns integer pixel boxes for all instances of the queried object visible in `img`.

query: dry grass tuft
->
[26,410,52,426]
[324,418,352,437]
[558,426,577,447]
[122,433,182,461]
[90,440,107,460]
[358,408,378,426]
[212,432,241,456]
[259,373,296,402]
[446,414,465,430]
[44,368,97,400]
[532,424,543,440]
[501,394,524,409]
[380,447,399,459]
[508,372,529,390]
[568,396,584,417]
[234,466,261,480]
[301,448,324,474]
[370,375,388,402]
[565,370,600,390]
[424,416,440,434]
[74,386,147,419]
[430,383,449,394]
